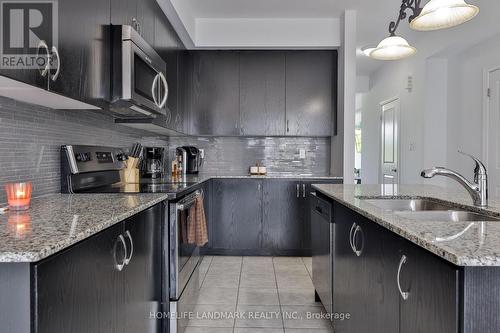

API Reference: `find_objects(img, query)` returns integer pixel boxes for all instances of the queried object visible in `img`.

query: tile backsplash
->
[0,96,331,204]
[0,97,167,204]
[166,136,331,176]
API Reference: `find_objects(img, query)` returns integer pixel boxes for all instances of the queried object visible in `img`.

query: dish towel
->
[187,196,208,246]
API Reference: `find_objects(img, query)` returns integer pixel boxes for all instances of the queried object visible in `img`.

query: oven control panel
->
[62,145,127,174]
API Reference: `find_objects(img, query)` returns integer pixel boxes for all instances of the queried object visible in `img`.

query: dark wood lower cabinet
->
[331,199,459,333]
[399,240,459,333]
[208,178,341,256]
[211,179,263,251]
[35,204,162,333]
[35,222,124,333]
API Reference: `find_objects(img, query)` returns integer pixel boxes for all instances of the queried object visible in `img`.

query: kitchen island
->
[313,184,500,333]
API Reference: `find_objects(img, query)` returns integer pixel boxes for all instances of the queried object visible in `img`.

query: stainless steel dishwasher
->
[311,192,333,315]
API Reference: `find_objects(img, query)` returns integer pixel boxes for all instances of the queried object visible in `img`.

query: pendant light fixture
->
[366,0,479,61]
[369,35,417,60]
[410,0,479,31]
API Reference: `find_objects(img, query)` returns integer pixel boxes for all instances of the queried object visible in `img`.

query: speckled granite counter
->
[0,174,342,263]
[313,184,500,266]
[0,193,169,263]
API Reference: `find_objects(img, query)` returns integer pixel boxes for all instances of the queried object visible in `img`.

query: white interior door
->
[380,98,400,185]
[487,69,500,198]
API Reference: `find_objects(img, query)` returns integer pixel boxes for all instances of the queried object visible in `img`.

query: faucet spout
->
[421,153,488,207]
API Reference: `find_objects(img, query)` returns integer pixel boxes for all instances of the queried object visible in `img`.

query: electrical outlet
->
[409,143,416,151]
[299,148,306,159]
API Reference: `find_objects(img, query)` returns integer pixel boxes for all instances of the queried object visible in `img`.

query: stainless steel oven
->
[168,189,203,333]
[111,25,169,119]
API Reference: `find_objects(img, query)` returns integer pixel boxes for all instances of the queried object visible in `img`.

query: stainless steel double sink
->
[359,198,500,222]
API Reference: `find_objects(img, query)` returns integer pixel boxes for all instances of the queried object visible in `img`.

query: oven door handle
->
[176,191,201,211]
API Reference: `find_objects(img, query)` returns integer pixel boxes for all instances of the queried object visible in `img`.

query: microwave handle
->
[151,73,160,107]
[158,72,169,108]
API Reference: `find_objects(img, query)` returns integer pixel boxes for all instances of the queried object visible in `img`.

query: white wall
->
[361,28,500,185]
[195,18,340,48]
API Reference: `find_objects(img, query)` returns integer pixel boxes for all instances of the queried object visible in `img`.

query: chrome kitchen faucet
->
[421,151,488,207]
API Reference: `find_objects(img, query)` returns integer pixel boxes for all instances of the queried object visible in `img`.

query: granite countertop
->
[0,173,341,263]
[313,184,500,267]
[0,193,169,263]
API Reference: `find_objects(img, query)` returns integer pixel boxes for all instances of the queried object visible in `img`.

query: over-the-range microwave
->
[111,25,169,119]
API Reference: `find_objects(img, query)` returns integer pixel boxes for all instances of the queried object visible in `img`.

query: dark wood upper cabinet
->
[239,51,286,136]
[285,51,335,136]
[110,0,137,26]
[48,0,111,107]
[188,51,240,136]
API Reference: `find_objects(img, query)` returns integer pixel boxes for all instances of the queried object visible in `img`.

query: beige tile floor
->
[184,256,333,333]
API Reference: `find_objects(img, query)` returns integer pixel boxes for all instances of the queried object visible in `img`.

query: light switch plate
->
[299,148,306,159]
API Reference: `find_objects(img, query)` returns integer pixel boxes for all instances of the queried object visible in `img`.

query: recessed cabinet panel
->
[189,52,240,136]
[262,180,303,251]
[285,51,334,136]
[35,222,124,333]
[211,179,263,250]
[123,204,162,333]
[399,241,459,333]
[239,51,286,136]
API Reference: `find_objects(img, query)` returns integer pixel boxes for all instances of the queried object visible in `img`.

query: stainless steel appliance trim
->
[158,72,169,108]
[64,145,79,174]
[176,190,201,211]
[169,191,202,300]
[152,73,160,107]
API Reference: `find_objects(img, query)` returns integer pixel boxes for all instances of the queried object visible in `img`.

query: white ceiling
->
[164,0,497,75]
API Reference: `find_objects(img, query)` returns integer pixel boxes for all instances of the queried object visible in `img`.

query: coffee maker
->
[176,146,202,174]
[141,147,165,179]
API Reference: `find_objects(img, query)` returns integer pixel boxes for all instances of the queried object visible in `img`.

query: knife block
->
[121,157,140,183]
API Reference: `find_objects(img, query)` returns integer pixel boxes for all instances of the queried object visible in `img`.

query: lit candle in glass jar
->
[5,182,32,211]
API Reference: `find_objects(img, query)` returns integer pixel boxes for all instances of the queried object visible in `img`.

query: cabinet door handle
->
[349,222,357,253]
[397,255,410,301]
[113,234,128,271]
[50,46,60,81]
[124,230,134,265]
[302,184,306,198]
[286,120,290,133]
[37,40,50,77]
[296,184,300,198]
[353,225,364,257]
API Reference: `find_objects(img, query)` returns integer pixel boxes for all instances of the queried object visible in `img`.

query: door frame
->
[379,96,401,184]
[482,66,500,169]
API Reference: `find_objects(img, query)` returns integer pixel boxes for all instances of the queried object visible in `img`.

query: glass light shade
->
[370,36,417,60]
[362,47,376,57]
[410,0,479,31]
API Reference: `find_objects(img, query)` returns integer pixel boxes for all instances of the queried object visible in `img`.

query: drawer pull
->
[113,234,127,272]
[349,222,357,253]
[397,254,410,301]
